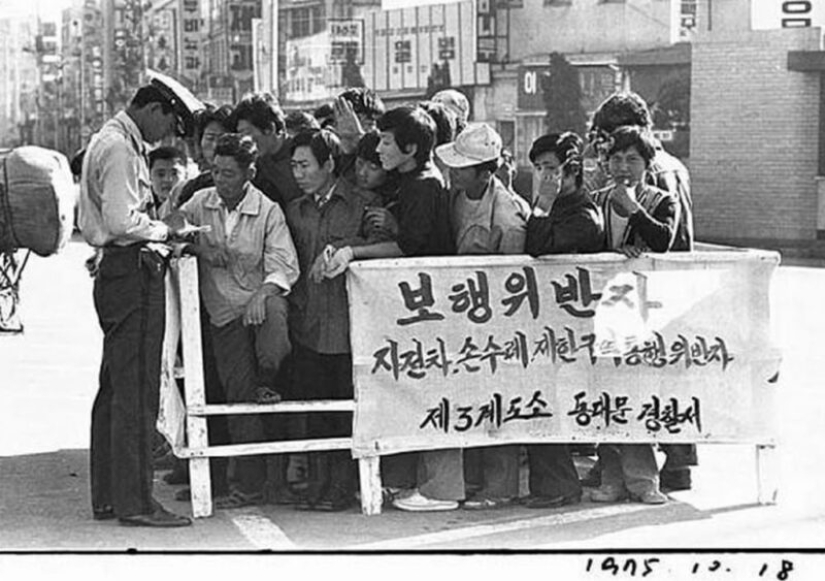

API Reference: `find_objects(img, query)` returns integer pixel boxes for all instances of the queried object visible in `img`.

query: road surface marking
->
[231,510,297,550]
[349,503,655,550]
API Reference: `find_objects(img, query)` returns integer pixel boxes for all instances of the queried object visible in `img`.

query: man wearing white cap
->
[435,122,529,509]
[437,123,528,256]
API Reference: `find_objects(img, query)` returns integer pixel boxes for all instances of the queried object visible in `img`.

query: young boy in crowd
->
[148,146,186,217]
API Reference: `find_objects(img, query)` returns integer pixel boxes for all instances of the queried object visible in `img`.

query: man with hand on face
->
[585,91,696,493]
[285,129,380,511]
[177,133,300,510]
[587,125,677,506]
[592,126,680,259]
[233,92,302,209]
[79,82,198,527]
[522,132,603,510]
[525,132,604,257]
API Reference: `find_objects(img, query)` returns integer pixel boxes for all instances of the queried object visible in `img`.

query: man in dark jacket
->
[522,132,604,509]
[233,92,302,209]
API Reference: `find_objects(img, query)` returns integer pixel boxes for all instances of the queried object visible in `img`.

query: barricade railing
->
[163,256,383,517]
[164,251,781,518]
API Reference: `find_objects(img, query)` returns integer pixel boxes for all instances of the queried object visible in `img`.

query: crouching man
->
[177,133,300,509]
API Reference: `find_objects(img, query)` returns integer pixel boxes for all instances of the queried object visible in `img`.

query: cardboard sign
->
[347,251,781,458]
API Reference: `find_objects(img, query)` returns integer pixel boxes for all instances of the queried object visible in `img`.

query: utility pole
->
[80,19,86,146]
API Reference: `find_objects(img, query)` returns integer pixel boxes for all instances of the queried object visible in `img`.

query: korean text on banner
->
[347,251,781,458]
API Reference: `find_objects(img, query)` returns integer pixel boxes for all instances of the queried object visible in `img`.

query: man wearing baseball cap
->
[435,122,529,509]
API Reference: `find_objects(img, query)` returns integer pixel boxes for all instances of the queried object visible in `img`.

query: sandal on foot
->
[214,489,264,510]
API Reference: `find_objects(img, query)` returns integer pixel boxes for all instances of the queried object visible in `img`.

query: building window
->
[289,5,325,39]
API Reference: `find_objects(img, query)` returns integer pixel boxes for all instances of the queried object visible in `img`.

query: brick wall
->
[691,28,822,243]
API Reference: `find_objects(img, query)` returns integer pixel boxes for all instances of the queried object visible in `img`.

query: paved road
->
[2,238,825,560]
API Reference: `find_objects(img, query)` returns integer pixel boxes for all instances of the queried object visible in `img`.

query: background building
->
[0,4,41,148]
[690,0,825,251]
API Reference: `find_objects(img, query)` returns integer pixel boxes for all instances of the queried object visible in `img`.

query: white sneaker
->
[392,490,459,512]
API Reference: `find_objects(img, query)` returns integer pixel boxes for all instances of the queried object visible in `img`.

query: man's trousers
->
[90,245,166,518]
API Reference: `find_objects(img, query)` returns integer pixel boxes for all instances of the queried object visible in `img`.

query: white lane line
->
[349,503,656,550]
[231,510,298,551]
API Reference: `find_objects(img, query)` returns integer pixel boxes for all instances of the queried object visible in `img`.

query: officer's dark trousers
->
[90,246,165,518]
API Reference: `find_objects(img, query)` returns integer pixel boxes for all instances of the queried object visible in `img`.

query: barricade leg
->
[359,456,382,516]
[189,456,213,518]
[756,444,779,505]
[178,257,214,517]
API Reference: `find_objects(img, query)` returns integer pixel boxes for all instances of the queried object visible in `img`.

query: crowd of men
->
[77,78,695,527]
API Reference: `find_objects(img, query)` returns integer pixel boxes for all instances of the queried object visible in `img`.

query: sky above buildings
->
[1,0,72,19]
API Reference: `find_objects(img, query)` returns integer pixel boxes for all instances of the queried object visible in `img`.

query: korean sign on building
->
[751,0,824,29]
[181,0,202,83]
[147,5,177,73]
[284,30,339,103]
[330,19,364,65]
[363,0,489,92]
[517,64,550,112]
[347,252,780,457]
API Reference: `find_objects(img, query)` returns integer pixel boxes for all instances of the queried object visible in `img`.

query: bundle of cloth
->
[0,146,75,257]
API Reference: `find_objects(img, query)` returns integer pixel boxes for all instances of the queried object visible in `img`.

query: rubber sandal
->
[214,489,264,510]
[256,387,282,404]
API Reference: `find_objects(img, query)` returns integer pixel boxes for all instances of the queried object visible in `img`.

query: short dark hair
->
[356,131,382,166]
[196,104,234,139]
[130,85,175,114]
[417,101,457,147]
[231,92,286,134]
[606,125,656,166]
[285,110,320,134]
[338,88,385,120]
[529,132,585,187]
[290,129,342,175]
[149,146,186,170]
[590,91,653,135]
[376,106,436,169]
[213,133,258,170]
[313,103,335,129]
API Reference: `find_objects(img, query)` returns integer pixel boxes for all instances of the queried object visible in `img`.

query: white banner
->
[348,251,781,458]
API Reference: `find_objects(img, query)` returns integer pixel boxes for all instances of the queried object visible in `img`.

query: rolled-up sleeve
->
[263,204,300,293]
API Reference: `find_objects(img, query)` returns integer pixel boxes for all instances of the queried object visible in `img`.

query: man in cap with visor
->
[79,75,202,527]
